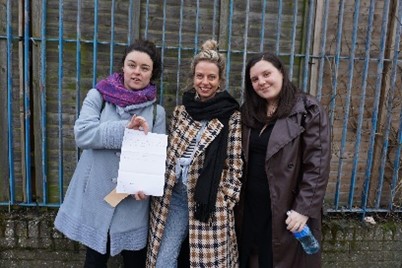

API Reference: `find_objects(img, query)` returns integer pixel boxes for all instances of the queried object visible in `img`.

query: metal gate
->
[0,0,401,216]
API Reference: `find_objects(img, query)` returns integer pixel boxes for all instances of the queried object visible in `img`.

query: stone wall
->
[0,208,401,267]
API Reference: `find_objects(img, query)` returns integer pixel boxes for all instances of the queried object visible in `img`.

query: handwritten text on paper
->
[116,129,168,196]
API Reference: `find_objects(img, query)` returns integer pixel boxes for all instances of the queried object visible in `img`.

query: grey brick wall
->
[0,208,122,267]
[0,208,401,267]
[321,216,402,267]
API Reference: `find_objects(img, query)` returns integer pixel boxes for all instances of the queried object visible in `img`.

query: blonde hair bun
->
[201,39,218,52]
[185,38,226,92]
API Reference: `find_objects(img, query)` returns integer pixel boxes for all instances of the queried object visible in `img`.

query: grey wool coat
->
[54,88,166,256]
[236,94,331,268]
[146,105,243,267]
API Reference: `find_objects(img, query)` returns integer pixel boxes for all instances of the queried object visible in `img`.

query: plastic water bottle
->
[293,225,320,255]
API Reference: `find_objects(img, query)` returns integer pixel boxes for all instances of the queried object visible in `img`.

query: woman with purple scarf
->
[54,39,166,267]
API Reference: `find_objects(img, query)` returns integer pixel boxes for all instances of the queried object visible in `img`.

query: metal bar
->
[364,0,390,208]
[352,0,375,215]
[144,0,150,39]
[343,0,360,209]
[92,0,99,87]
[240,0,250,104]
[332,0,345,209]
[40,0,48,204]
[74,0,82,187]
[3,31,400,62]
[275,0,282,54]
[316,0,329,101]
[3,33,401,64]
[159,0,167,104]
[259,0,267,52]
[6,0,15,205]
[24,0,32,203]
[288,0,298,80]
[128,0,133,44]
[76,0,82,118]
[130,0,141,42]
[109,0,115,75]
[224,0,234,92]
[194,0,200,56]
[301,0,315,92]
[326,207,402,213]
[389,2,402,210]
[308,0,324,98]
[175,0,184,105]
[57,0,65,203]
[212,0,219,39]
[0,202,67,208]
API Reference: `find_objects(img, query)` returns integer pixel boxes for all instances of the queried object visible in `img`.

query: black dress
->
[240,122,275,268]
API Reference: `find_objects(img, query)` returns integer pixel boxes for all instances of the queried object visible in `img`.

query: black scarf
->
[183,90,239,222]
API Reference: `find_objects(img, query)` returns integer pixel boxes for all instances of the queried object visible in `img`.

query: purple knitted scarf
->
[96,72,157,107]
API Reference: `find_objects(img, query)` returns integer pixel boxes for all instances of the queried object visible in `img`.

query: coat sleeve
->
[152,104,166,135]
[167,106,181,135]
[293,96,331,219]
[221,111,243,209]
[74,88,128,150]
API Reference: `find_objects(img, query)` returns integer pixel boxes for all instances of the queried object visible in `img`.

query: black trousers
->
[84,245,146,268]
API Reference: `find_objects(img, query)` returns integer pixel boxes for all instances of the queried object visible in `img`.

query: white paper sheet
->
[116,128,168,196]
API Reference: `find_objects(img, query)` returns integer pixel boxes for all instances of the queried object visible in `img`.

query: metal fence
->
[0,0,401,216]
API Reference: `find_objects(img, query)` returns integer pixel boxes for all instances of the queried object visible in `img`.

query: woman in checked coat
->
[146,39,243,267]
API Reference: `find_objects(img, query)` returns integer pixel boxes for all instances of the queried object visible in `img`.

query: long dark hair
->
[241,52,301,128]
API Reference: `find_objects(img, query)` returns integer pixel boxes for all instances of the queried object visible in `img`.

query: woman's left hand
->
[285,210,308,233]
[127,115,149,134]
[132,191,148,201]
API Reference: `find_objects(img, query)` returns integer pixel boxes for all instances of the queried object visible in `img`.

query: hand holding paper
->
[127,115,149,134]
[115,128,168,196]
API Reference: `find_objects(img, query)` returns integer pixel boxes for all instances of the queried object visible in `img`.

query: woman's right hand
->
[285,210,308,233]
[127,115,149,134]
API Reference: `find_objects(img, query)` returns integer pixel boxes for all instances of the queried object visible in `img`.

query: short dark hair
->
[121,39,161,82]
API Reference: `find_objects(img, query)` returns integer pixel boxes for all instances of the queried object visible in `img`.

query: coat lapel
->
[266,116,304,159]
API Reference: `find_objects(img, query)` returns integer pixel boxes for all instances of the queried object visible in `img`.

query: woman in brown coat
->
[236,52,331,268]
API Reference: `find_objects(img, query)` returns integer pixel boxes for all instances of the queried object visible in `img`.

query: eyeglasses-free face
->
[193,61,221,102]
[249,59,283,103]
[123,50,154,91]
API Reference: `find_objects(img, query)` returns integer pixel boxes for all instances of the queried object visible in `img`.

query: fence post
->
[129,0,141,43]
[0,0,10,201]
[309,0,325,98]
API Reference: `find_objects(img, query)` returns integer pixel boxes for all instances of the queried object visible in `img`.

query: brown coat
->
[147,105,243,267]
[236,94,331,268]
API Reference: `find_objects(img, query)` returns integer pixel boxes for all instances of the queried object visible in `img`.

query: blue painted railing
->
[1,0,401,216]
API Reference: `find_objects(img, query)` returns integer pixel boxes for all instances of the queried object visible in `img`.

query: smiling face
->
[193,61,220,102]
[122,50,153,91]
[249,59,283,103]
